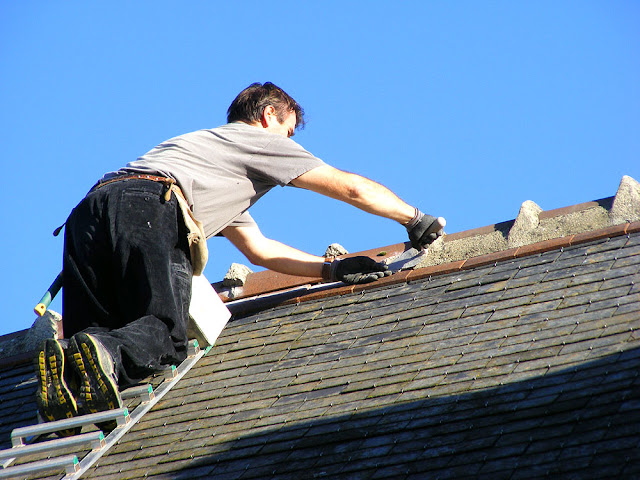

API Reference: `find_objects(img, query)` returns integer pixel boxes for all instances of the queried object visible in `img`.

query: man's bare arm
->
[221,224,391,283]
[221,224,325,277]
[290,165,416,225]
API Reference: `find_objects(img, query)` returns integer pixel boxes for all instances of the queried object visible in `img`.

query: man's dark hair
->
[227,82,305,130]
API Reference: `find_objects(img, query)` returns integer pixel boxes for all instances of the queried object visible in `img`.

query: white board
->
[187,274,231,347]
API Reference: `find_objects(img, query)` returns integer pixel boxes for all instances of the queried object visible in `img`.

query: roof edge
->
[225,219,639,317]
[217,194,628,303]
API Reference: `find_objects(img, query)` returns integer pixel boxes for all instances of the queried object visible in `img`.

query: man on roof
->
[36,82,445,433]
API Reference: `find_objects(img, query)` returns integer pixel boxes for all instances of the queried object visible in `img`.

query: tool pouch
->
[172,185,208,276]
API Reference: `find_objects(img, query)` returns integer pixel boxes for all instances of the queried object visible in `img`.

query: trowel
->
[384,247,429,272]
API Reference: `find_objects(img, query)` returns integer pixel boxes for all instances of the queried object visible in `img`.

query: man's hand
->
[326,256,392,285]
[406,210,446,250]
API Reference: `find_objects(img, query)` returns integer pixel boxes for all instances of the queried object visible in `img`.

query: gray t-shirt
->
[111,122,326,238]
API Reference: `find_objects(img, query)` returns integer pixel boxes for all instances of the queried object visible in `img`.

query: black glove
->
[326,256,392,285]
[406,209,445,250]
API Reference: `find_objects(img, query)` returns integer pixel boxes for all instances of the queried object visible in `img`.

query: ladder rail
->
[62,343,206,479]
[0,341,206,480]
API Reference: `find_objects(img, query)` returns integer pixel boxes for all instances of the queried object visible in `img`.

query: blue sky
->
[1,2,638,336]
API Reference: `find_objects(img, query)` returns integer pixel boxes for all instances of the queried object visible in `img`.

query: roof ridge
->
[217,174,640,305]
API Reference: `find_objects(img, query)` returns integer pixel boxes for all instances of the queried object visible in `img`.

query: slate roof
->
[1,220,638,479]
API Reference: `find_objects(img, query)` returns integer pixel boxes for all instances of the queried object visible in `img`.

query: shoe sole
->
[70,334,122,417]
[34,339,80,437]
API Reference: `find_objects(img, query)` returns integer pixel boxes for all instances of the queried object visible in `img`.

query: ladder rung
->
[0,454,78,478]
[164,365,177,379]
[188,339,200,356]
[0,432,104,463]
[121,384,154,402]
[12,408,129,447]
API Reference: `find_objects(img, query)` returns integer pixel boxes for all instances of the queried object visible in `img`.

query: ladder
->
[0,340,209,479]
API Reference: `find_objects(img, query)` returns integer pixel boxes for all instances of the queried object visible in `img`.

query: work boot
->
[34,339,81,437]
[69,333,122,432]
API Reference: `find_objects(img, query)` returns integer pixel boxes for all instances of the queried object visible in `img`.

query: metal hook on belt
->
[163,178,176,202]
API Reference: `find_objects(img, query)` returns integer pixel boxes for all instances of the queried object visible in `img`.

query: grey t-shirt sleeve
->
[215,211,257,237]
[243,134,326,187]
[228,211,257,228]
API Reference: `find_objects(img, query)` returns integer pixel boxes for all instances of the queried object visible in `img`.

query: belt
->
[54,174,188,238]
[94,174,179,202]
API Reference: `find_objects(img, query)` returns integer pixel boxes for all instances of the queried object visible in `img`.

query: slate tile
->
[400,367,449,389]
[444,277,483,293]
[332,345,381,366]
[307,320,372,343]
[537,282,602,306]
[236,455,297,479]
[382,354,436,376]
[545,259,616,283]
[558,330,632,356]
[508,463,559,480]
[288,366,345,389]
[359,384,405,404]
[493,326,549,351]
[561,236,613,255]
[418,379,470,398]
[603,413,640,440]
[487,337,531,366]
[346,332,393,350]
[581,234,628,253]
[612,252,640,269]
[616,295,640,315]
[476,268,516,284]
[360,290,422,310]
[549,308,616,337]
[567,267,634,290]
[468,373,513,396]
[433,291,493,314]
[318,292,365,309]
[603,320,640,340]
[420,335,477,361]
[454,290,510,313]
[512,249,564,269]
[400,295,443,314]
[578,247,632,267]
[271,384,343,408]
[284,340,353,364]
[586,456,634,479]
[221,326,282,347]
[485,299,557,322]
[600,270,640,289]
[514,259,568,279]
[452,341,503,366]
[574,312,639,338]
[586,293,639,316]
[499,283,555,310]
[369,463,413,479]
[558,284,631,310]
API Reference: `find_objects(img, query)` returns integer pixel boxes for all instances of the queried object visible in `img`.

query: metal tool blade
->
[384,247,428,272]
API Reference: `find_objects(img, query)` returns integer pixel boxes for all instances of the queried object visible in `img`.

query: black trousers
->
[62,179,193,387]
